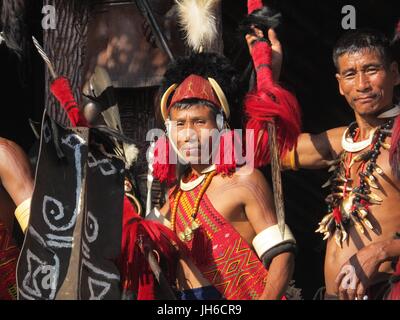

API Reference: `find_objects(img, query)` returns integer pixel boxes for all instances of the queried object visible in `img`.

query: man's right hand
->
[335,243,384,300]
[245,27,282,82]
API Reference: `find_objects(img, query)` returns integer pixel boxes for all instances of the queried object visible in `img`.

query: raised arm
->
[245,28,346,171]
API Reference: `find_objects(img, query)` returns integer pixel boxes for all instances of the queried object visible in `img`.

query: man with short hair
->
[247,28,400,299]
[155,52,296,300]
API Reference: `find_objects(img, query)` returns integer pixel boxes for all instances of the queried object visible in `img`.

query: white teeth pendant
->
[321,119,393,244]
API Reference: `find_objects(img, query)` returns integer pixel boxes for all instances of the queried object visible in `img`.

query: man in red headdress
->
[152,51,296,300]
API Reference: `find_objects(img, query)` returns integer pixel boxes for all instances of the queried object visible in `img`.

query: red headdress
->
[153,53,240,183]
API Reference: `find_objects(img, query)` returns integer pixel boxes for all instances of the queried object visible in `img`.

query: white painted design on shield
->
[46,241,73,248]
[82,240,90,259]
[87,152,117,176]
[29,226,47,247]
[85,211,99,243]
[62,134,85,222]
[20,249,59,300]
[46,234,73,242]
[42,196,71,231]
[44,234,73,249]
[43,121,52,143]
[41,134,85,233]
[81,258,119,280]
[88,277,111,300]
[18,290,35,300]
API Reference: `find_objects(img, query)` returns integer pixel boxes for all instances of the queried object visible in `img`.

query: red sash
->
[170,186,269,300]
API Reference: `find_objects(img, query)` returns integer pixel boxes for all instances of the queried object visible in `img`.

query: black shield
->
[17,115,124,300]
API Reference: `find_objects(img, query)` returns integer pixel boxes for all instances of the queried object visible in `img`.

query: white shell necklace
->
[179,164,217,191]
[341,104,400,153]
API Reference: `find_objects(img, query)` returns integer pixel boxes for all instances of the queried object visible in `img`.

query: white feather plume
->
[176,0,221,52]
[123,142,139,169]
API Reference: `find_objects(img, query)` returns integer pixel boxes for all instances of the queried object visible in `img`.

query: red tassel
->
[215,130,239,175]
[332,207,342,224]
[153,136,177,186]
[137,252,155,300]
[191,228,209,267]
[119,198,152,299]
[50,77,88,127]
[245,90,301,167]
[245,38,302,167]
[248,0,263,14]
[119,196,186,299]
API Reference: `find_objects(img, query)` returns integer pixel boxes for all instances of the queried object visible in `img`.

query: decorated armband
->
[280,146,298,171]
[253,224,297,268]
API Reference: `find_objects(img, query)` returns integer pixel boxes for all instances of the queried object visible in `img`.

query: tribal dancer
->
[154,52,296,300]
[247,24,400,299]
[148,0,302,299]
[151,0,301,298]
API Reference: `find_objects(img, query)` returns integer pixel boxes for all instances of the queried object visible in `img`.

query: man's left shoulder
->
[232,166,267,185]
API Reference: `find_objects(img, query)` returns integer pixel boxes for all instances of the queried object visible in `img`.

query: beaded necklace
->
[171,170,217,242]
[316,119,393,247]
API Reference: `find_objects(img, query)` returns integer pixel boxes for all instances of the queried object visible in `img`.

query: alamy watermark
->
[342,5,356,30]
[41,5,56,30]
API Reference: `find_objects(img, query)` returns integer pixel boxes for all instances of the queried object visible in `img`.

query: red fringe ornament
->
[50,77,88,127]
[245,41,302,167]
[215,130,241,175]
[248,0,263,14]
[191,228,210,267]
[119,196,186,299]
[332,207,342,225]
[152,135,177,186]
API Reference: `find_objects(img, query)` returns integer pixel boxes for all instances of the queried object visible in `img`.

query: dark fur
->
[238,6,282,39]
[1,0,27,58]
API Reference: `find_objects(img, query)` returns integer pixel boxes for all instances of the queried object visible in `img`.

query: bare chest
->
[205,178,256,244]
